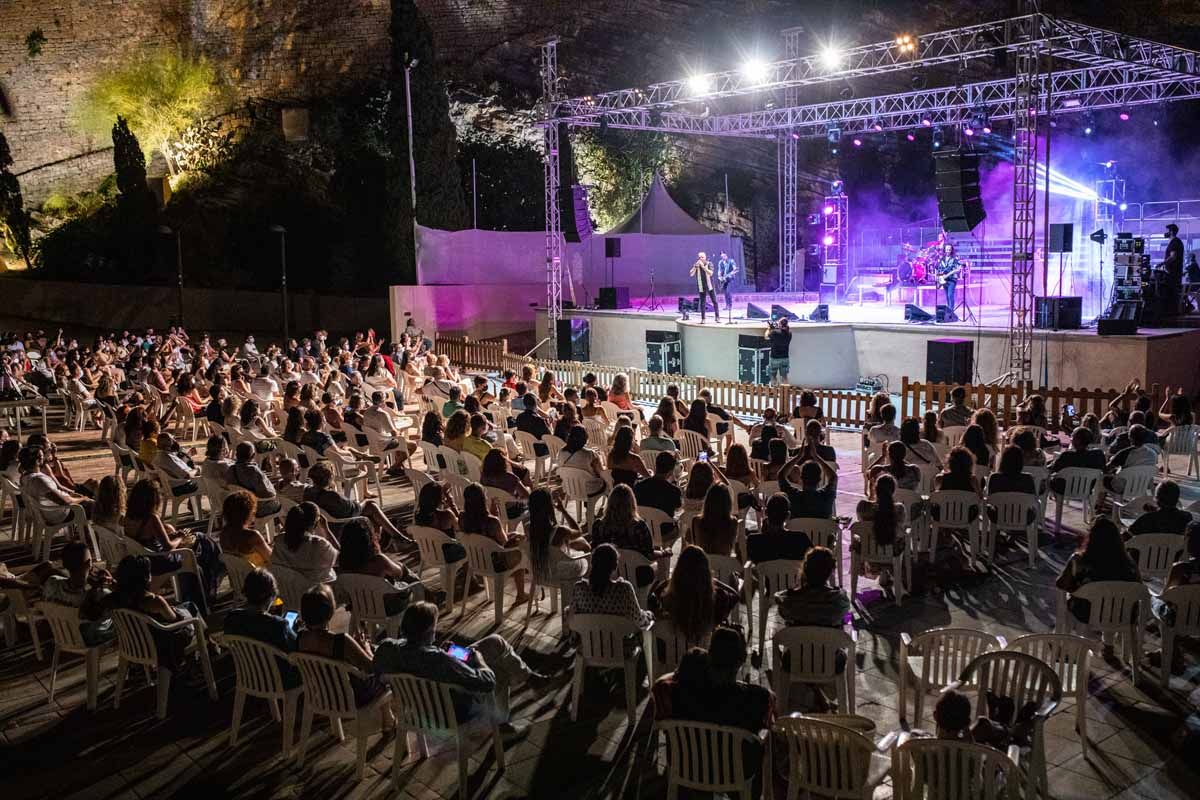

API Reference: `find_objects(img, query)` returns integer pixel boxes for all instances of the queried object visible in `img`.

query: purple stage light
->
[852,138,862,147]
[822,234,835,246]
[1119,111,1130,121]
[823,205,834,215]
[963,126,974,136]
[905,132,916,141]
[921,118,932,127]
[982,125,992,134]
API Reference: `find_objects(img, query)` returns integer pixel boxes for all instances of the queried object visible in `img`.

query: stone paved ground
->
[2,409,1199,800]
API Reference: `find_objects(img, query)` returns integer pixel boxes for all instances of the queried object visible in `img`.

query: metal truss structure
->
[538,14,1200,377]
[541,39,563,359]
[822,193,850,291]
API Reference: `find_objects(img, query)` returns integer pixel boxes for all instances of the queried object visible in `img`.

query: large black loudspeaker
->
[934,150,986,233]
[746,303,770,319]
[1048,224,1074,253]
[598,287,631,309]
[556,123,583,243]
[771,304,801,322]
[555,319,591,362]
[604,238,621,258]
[1035,296,1083,330]
[905,303,934,322]
[1098,318,1138,336]
[927,337,974,383]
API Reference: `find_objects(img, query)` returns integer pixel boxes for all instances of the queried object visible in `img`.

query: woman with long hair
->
[590,484,667,586]
[412,481,465,564]
[900,417,941,468]
[420,411,444,446]
[104,555,205,673]
[723,442,760,511]
[690,483,739,557]
[866,441,921,491]
[93,475,126,529]
[681,398,713,439]
[337,517,424,614]
[122,478,219,614]
[571,543,653,629]
[444,410,470,450]
[653,396,679,437]
[580,387,610,424]
[217,490,273,568]
[608,426,649,487]
[852,474,905,592]
[459,482,529,604]
[538,371,564,405]
[648,545,738,647]
[559,424,606,496]
[865,392,891,427]
[282,406,305,444]
[971,408,1000,454]
[553,401,579,441]
[960,424,992,468]
[922,411,948,446]
[1057,517,1140,622]
[608,373,635,412]
[525,488,590,587]
[988,444,1036,495]
[282,380,302,410]
[934,446,982,496]
[271,501,339,583]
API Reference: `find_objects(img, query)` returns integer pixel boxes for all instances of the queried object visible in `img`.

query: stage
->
[534,294,1200,394]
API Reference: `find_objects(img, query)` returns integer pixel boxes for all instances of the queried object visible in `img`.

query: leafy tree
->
[76,48,220,174]
[111,116,157,279]
[574,128,682,231]
[0,131,34,268]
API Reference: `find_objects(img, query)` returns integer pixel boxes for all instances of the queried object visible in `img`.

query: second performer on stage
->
[690,251,721,323]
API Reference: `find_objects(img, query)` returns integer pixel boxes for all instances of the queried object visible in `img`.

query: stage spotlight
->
[741,58,770,85]
[819,45,843,70]
[686,73,711,96]
[826,126,842,144]
[894,33,916,54]
[1119,202,1128,211]
[931,127,944,149]
[963,124,974,137]
[1118,107,1130,121]
[823,204,834,215]
[830,179,844,193]
[905,132,916,142]
[969,109,990,135]
[852,137,863,147]
[920,116,932,127]
[822,234,835,246]
[871,119,883,132]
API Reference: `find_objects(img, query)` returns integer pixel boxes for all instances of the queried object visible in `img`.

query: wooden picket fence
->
[435,334,1154,431]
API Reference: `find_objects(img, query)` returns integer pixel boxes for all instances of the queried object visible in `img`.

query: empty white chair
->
[461,533,526,627]
[1054,580,1150,684]
[848,519,908,606]
[658,720,762,800]
[111,608,217,719]
[409,524,468,613]
[40,601,107,710]
[223,634,302,757]
[1,586,45,660]
[1159,585,1200,689]
[1050,467,1102,531]
[290,652,391,779]
[986,492,1041,568]
[770,714,891,800]
[1007,633,1096,757]
[893,737,1023,800]
[952,650,1062,800]
[335,572,409,638]
[927,490,982,569]
[772,625,857,714]
[1159,424,1200,477]
[570,614,645,722]
[1128,533,1185,584]
[386,672,505,800]
[1109,465,1159,522]
[898,627,1005,726]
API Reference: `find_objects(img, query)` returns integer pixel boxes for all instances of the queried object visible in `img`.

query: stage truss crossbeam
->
[542,39,563,359]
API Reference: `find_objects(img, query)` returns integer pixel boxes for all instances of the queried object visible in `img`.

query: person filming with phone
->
[373,601,553,729]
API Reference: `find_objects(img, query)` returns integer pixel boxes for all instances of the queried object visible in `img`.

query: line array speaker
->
[934,149,986,233]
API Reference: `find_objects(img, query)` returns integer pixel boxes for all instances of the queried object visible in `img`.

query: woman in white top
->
[558,424,607,496]
[526,488,591,585]
[18,445,93,523]
[900,417,942,469]
[271,502,340,583]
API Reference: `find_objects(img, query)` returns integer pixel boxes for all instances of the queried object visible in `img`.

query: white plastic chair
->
[1159,424,1200,477]
[220,552,257,606]
[441,472,472,510]
[108,442,137,485]
[772,625,857,714]
[336,572,408,639]
[570,614,645,722]
[513,430,549,483]
[940,425,968,445]
[404,467,434,498]
[1054,580,1150,684]
[484,486,525,534]
[638,506,675,548]
[658,719,762,800]
[951,650,1062,800]
[1159,585,1200,689]
[749,558,805,665]
[1008,633,1096,757]
[785,517,842,584]
[1127,533,1185,584]
[769,714,891,800]
[152,465,203,523]
[39,601,107,711]
[409,524,468,613]
[460,452,483,482]
[986,492,1041,568]
[893,737,1023,800]
[649,618,711,680]
[1109,465,1159,522]
[417,441,443,477]
[92,522,131,568]
[174,397,201,441]
[0,587,44,659]
[23,494,87,563]
[559,466,603,526]
[927,490,982,569]
[461,533,526,627]
[848,519,909,606]
[675,429,709,468]
[1050,467,1102,531]
[223,634,302,757]
[290,652,391,779]
[111,608,217,719]
[271,565,316,613]
[386,672,506,800]
[898,627,1005,726]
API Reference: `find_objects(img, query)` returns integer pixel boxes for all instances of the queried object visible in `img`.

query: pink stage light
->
[921,118,932,127]
[852,137,863,146]
[822,234,835,246]
[1119,111,1130,121]
[963,126,974,136]
[823,205,834,215]
[905,132,916,141]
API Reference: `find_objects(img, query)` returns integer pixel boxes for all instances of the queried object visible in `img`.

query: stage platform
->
[534,295,1200,394]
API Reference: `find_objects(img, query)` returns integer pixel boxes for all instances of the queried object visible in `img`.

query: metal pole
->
[174,231,184,328]
[404,61,418,215]
[278,230,289,343]
[472,157,478,229]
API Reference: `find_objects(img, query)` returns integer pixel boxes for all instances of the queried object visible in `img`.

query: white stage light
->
[819,45,843,70]
[686,74,711,96]
[741,59,770,84]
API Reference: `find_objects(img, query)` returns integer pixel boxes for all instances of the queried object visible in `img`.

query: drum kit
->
[896,241,970,285]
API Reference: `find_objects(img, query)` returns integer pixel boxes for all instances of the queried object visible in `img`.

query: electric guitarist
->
[935,242,963,321]
[715,250,739,322]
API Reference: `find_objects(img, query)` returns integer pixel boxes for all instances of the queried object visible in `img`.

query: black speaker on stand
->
[935,150,986,232]
[555,319,591,362]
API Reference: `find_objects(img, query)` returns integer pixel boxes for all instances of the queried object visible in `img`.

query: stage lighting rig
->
[819,45,843,71]
[741,58,770,85]
[686,73,711,96]
[894,33,916,55]
[932,127,944,149]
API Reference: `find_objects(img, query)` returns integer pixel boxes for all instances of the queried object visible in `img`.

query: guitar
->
[716,260,739,290]
[935,257,963,286]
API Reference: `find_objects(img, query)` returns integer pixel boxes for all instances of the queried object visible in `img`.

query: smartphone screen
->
[1064,404,1076,417]
[283,611,299,629]
[446,644,471,662]
[698,451,708,462]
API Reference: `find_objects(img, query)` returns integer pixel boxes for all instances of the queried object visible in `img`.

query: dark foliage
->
[456,139,543,231]
[0,132,34,268]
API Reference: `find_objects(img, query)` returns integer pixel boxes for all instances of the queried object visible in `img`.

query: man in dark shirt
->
[699,388,749,438]
[1050,428,1107,474]
[634,452,683,521]
[778,446,838,518]
[1129,481,1193,536]
[515,393,550,456]
[765,318,792,386]
[1163,223,1184,311]
[223,568,300,689]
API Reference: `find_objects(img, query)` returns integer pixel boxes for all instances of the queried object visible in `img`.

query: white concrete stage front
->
[534,299,1200,394]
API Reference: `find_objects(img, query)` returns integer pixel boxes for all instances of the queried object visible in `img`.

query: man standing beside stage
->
[716,250,739,323]
[1163,223,1184,315]
[690,251,721,323]
[765,317,792,386]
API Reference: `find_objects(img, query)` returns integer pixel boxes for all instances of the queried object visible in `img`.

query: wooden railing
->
[436,335,1155,431]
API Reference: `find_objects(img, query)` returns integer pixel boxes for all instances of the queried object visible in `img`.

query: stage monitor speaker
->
[598,286,631,309]
[905,303,934,322]
[645,330,682,374]
[746,303,770,319]
[1034,296,1083,330]
[556,318,590,362]
[1098,318,1138,336]
[935,304,952,323]
[927,338,974,384]
[771,304,801,322]
[737,335,771,385]
[934,150,986,232]
[1048,223,1074,253]
[809,304,829,322]
[604,238,621,258]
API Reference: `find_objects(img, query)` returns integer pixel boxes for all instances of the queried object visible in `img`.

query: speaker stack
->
[935,150,986,233]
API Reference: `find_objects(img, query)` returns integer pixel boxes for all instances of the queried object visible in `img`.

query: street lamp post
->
[270,225,288,342]
[158,225,184,327]
[403,57,419,216]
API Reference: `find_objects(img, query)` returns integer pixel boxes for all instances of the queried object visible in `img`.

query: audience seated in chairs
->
[41,540,115,646]
[460,482,529,605]
[296,584,389,711]
[222,567,301,690]
[690,483,740,558]
[572,543,654,629]
[778,446,837,518]
[225,442,281,518]
[218,490,273,568]
[525,488,590,587]
[559,424,606,496]
[1056,517,1141,623]
[648,545,739,648]
[303,461,407,546]
[747,493,813,564]
[608,426,649,488]
[271,502,339,583]
[1128,481,1193,536]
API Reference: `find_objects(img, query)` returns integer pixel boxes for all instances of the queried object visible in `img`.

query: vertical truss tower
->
[542,39,563,359]
[1007,10,1041,382]
[779,27,804,292]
